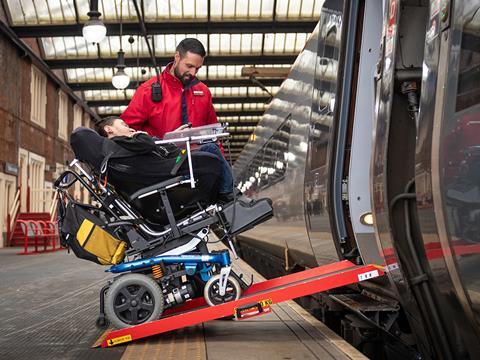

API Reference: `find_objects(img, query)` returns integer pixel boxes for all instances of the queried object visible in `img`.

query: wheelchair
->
[54,127,273,329]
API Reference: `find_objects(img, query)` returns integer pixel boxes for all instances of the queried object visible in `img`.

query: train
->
[231,0,480,359]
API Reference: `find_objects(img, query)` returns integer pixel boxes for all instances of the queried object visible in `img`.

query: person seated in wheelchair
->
[95,116,236,203]
[70,122,237,226]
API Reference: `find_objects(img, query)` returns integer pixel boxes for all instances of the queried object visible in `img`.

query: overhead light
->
[112,51,130,90]
[82,0,106,44]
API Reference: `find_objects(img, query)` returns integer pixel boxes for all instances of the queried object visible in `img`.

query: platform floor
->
[0,245,366,360]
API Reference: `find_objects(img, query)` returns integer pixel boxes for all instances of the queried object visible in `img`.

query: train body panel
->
[414,1,480,357]
[234,0,480,358]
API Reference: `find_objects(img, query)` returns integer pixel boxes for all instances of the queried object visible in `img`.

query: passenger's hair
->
[95,116,119,137]
[176,38,206,58]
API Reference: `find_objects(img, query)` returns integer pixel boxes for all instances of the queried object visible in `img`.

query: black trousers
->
[109,152,223,224]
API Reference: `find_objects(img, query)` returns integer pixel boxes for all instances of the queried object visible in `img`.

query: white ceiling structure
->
[4,0,321,160]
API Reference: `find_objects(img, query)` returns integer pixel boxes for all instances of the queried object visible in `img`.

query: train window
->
[455,10,480,113]
[308,0,343,171]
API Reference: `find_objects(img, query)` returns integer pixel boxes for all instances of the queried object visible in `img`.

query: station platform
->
[0,243,367,360]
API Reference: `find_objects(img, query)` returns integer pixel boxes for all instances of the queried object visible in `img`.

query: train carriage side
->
[371,0,480,359]
[234,0,480,359]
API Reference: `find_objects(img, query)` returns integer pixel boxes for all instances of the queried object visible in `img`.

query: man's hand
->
[128,130,148,137]
[172,124,190,132]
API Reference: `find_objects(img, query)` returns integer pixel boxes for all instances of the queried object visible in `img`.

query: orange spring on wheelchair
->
[152,265,164,279]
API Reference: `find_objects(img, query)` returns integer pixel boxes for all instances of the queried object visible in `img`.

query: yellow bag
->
[76,219,126,265]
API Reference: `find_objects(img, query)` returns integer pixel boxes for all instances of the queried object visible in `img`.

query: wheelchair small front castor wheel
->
[204,274,241,306]
[96,314,109,329]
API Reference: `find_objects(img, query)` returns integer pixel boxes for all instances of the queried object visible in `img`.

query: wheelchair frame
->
[55,129,256,329]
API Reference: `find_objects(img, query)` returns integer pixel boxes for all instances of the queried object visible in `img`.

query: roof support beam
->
[46,55,296,69]
[11,21,316,37]
[69,78,284,91]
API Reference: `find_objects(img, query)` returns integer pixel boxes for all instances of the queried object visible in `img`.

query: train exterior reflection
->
[233,1,480,359]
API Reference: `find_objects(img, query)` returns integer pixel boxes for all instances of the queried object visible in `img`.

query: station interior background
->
[0,0,321,248]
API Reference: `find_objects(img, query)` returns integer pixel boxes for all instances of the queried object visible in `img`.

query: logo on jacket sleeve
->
[193,90,204,96]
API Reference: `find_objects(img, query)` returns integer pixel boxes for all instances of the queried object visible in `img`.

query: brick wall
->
[0,32,91,185]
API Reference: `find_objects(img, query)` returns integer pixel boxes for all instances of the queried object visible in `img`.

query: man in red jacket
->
[120,38,219,138]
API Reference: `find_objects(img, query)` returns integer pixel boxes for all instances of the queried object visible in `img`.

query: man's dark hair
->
[95,116,119,137]
[176,38,206,58]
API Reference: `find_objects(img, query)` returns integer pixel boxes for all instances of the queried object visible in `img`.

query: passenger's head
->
[95,116,135,138]
[172,38,206,85]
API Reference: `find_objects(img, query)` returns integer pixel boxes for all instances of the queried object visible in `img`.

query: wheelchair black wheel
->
[105,273,164,329]
[204,274,241,306]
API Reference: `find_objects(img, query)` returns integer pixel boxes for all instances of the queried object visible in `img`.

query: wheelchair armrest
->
[129,175,191,201]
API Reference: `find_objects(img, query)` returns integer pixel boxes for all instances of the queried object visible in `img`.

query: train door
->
[415,0,480,357]
[346,0,383,266]
[304,0,345,264]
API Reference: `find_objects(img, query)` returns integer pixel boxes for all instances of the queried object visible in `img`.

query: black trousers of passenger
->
[109,152,223,224]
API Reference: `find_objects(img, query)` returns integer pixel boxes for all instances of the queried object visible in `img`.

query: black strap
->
[100,151,114,176]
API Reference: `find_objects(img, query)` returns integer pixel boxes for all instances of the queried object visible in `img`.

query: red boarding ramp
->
[98,260,384,348]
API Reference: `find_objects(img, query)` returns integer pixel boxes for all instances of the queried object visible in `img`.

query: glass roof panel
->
[289,0,302,19]
[222,0,235,19]
[170,1,183,19]
[84,89,135,101]
[249,0,262,18]
[6,0,77,24]
[96,105,127,115]
[218,116,262,123]
[210,0,274,20]
[35,0,52,24]
[263,33,310,54]
[6,0,321,24]
[301,0,316,17]
[76,0,89,21]
[214,103,267,111]
[42,31,304,59]
[275,0,322,20]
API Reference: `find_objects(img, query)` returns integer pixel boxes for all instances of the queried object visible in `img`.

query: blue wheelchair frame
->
[108,249,232,282]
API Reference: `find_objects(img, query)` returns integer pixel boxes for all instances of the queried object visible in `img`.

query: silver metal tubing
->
[186,140,195,188]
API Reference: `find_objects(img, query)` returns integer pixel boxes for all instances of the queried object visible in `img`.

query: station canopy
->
[3,0,320,160]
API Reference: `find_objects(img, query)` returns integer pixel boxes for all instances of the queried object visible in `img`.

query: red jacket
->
[120,63,219,138]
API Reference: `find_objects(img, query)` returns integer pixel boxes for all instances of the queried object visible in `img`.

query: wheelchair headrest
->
[70,127,106,170]
[70,127,139,173]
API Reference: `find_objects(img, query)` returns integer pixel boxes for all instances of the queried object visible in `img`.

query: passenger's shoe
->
[218,192,235,204]
[218,189,250,204]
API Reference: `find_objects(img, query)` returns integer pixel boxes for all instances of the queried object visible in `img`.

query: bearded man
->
[121,38,219,138]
